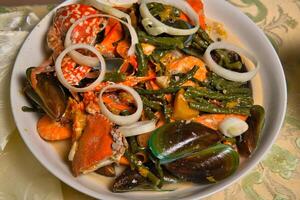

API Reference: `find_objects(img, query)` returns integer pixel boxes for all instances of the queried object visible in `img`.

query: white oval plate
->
[10,0,287,199]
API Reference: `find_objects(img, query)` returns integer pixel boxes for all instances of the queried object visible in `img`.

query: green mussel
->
[23,67,67,120]
[165,144,239,183]
[237,105,265,157]
[148,121,223,164]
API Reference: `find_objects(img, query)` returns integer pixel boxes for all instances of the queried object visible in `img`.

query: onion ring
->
[65,14,138,67]
[99,84,143,125]
[85,0,138,9]
[117,120,156,137]
[84,0,132,23]
[55,44,106,92]
[139,0,199,36]
[203,42,260,82]
[219,117,249,138]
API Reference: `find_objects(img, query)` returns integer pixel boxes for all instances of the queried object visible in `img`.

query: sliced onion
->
[99,84,143,125]
[219,117,249,138]
[139,0,199,36]
[55,44,106,92]
[203,42,260,82]
[84,0,132,22]
[64,14,138,67]
[117,120,156,137]
[86,0,138,9]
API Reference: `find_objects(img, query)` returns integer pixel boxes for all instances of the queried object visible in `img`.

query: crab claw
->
[72,114,127,176]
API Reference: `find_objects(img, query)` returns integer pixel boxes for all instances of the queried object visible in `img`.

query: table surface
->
[0,1,299,200]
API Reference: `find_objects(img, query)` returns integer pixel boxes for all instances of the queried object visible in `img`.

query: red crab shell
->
[47,4,105,86]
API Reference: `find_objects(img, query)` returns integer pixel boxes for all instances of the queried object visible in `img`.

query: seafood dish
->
[22,0,265,192]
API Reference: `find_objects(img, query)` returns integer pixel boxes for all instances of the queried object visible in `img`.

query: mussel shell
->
[96,164,116,177]
[112,168,147,192]
[165,144,239,183]
[25,68,67,120]
[148,121,223,164]
[237,105,265,157]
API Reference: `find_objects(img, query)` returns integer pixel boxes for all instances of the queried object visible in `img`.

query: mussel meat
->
[237,105,265,157]
[148,121,223,164]
[24,67,67,120]
[165,144,239,183]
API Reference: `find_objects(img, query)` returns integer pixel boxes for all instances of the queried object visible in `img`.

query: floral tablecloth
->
[0,1,299,199]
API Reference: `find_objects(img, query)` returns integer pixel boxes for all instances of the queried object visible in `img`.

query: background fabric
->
[0,1,299,199]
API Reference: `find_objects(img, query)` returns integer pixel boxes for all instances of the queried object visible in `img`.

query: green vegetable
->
[170,66,199,86]
[185,87,252,101]
[136,86,180,95]
[162,99,172,123]
[125,150,162,187]
[138,31,184,49]
[136,43,148,76]
[144,107,156,120]
[104,72,126,82]
[189,101,250,115]
[141,96,162,111]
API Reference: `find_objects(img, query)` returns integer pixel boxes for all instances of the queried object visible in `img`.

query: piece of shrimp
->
[167,56,207,81]
[37,115,72,141]
[193,114,248,130]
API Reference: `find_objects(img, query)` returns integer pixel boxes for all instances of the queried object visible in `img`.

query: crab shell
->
[72,114,127,176]
[47,4,106,85]
[47,4,102,55]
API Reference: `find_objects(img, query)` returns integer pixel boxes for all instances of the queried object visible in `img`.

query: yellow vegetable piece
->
[172,89,199,120]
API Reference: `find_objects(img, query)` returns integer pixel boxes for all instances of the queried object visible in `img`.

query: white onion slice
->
[117,120,156,137]
[86,0,138,9]
[55,44,106,92]
[84,0,132,22]
[139,0,199,36]
[203,42,260,82]
[65,14,138,67]
[99,84,143,125]
[219,117,249,138]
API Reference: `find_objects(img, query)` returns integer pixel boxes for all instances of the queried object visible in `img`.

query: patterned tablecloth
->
[0,1,299,199]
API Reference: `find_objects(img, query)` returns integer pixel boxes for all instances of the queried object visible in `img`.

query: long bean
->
[162,99,172,123]
[136,43,148,76]
[208,72,245,90]
[222,87,252,95]
[181,47,203,59]
[141,96,162,111]
[144,107,156,120]
[170,66,199,86]
[138,31,184,49]
[104,72,126,82]
[124,150,162,187]
[189,101,250,115]
[185,88,252,101]
[136,86,180,95]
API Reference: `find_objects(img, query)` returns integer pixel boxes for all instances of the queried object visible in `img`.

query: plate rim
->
[9,0,287,199]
